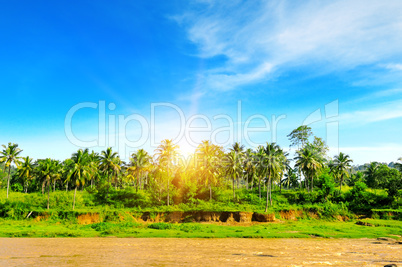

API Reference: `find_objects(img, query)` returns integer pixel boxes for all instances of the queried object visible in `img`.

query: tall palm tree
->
[295,146,322,192]
[127,149,151,192]
[255,146,266,200]
[243,148,256,190]
[66,149,90,210]
[331,152,353,192]
[263,143,283,211]
[86,150,100,188]
[230,142,245,188]
[364,162,379,189]
[100,147,121,200]
[196,140,223,200]
[17,156,34,193]
[0,143,23,198]
[155,139,179,206]
[36,158,58,209]
[224,151,242,201]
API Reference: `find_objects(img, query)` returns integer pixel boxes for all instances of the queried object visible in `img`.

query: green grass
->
[0,219,400,239]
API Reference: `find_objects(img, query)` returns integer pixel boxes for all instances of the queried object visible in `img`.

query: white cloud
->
[340,99,402,124]
[178,0,402,91]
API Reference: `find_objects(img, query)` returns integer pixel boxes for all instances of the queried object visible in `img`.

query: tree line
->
[1,126,401,212]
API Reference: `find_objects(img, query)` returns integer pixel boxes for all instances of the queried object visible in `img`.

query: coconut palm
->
[295,146,322,192]
[331,152,353,192]
[36,158,59,209]
[127,149,151,192]
[230,142,245,188]
[86,150,100,188]
[364,162,379,189]
[17,156,34,193]
[262,143,283,211]
[100,147,121,200]
[0,143,23,198]
[196,140,223,200]
[254,146,266,199]
[65,149,90,210]
[224,151,242,201]
[243,148,256,190]
[154,139,179,206]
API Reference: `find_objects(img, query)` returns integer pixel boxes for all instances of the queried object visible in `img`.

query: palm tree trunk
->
[66,183,68,192]
[47,184,50,210]
[73,186,77,210]
[91,178,93,188]
[311,176,314,192]
[209,184,212,201]
[6,166,11,198]
[339,175,343,194]
[167,168,170,206]
[258,176,261,200]
[53,180,56,192]
[106,173,110,200]
[42,181,45,194]
[269,177,272,206]
[265,175,270,212]
[232,174,236,201]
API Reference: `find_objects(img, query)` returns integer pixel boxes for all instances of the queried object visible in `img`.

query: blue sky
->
[1,0,402,164]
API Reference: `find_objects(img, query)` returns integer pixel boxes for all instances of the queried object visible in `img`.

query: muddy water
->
[0,238,400,266]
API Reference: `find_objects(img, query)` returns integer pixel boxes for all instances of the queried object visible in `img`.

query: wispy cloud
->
[340,99,402,124]
[177,0,402,91]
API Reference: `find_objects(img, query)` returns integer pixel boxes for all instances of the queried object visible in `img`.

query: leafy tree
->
[347,171,363,186]
[0,143,23,198]
[287,125,312,148]
[395,157,402,173]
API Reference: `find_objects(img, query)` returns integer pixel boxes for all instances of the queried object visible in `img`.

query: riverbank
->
[0,218,400,239]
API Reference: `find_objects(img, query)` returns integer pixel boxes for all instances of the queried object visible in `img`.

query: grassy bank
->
[0,219,400,239]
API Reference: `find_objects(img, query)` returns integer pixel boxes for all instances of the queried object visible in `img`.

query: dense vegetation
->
[0,126,401,218]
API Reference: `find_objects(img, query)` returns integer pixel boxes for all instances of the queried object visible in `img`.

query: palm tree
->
[364,161,381,191]
[243,148,256,190]
[332,152,353,193]
[295,146,322,192]
[66,149,90,210]
[127,149,151,192]
[17,156,34,193]
[230,142,245,188]
[0,143,23,198]
[36,158,58,209]
[196,140,223,200]
[100,147,121,200]
[263,143,283,211]
[255,146,266,200]
[87,150,100,188]
[155,139,179,206]
[224,151,242,201]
